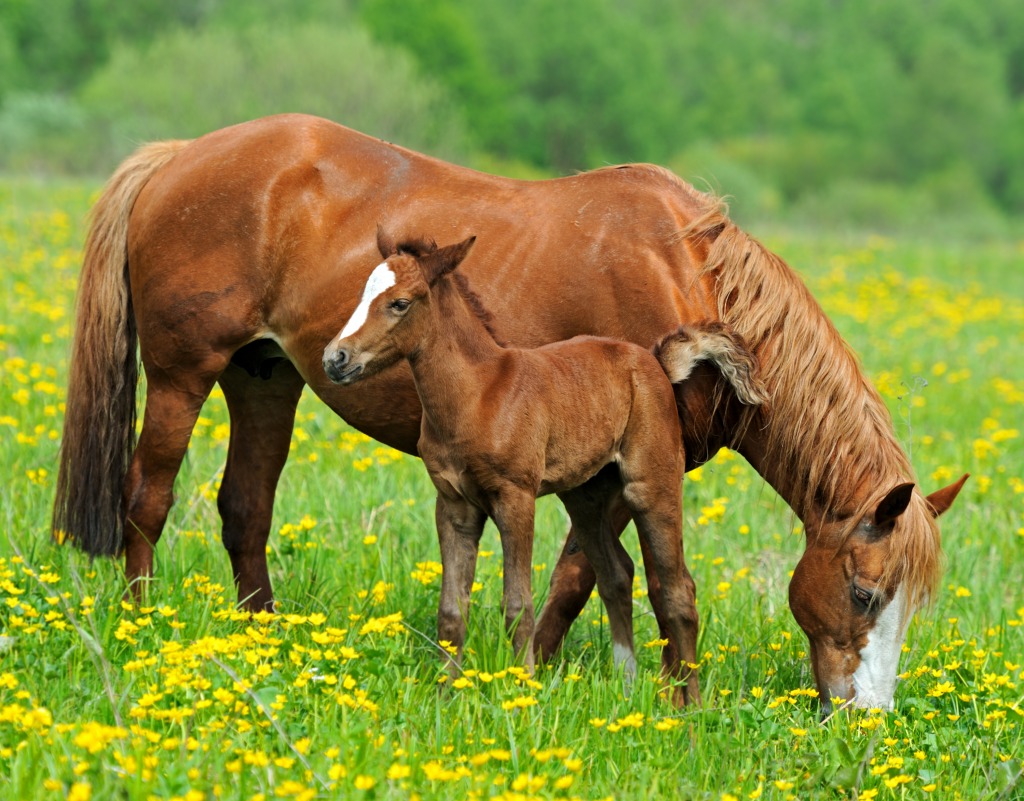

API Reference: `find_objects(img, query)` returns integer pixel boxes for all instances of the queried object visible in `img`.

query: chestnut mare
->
[54,114,966,712]
[321,231,766,701]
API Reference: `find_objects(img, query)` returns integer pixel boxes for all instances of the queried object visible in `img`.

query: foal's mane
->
[394,237,507,346]
[661,174,941,606]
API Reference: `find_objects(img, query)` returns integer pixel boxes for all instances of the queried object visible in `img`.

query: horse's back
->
[130,113,717,279]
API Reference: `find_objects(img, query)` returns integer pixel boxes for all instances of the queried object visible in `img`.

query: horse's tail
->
[53,139,191,556]
[653,322,767,406]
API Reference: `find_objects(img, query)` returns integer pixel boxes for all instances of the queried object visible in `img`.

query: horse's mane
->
[395,237,507,347]
[673,185,941,608]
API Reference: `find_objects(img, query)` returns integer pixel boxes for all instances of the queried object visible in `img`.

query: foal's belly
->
[538,450,619,497]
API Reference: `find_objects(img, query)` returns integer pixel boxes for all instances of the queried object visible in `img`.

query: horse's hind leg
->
[124,359,226,598]
[216,360,305,612]
[558,470,637,679]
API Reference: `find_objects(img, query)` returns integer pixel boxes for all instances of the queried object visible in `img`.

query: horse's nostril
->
[335,349,349,367]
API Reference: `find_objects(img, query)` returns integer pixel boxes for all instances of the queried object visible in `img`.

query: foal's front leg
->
[434,493,486,676]
[491,489,538,672]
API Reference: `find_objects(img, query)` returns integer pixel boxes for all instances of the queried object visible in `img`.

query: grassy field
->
[1,180,1022,801]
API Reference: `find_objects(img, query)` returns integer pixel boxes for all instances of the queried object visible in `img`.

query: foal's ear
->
[925,473,968,518]
[376,226,398,259]
[422,235,477,285]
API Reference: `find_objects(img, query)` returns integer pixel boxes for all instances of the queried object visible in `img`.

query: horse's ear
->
[874,482,915,528]
[423,235,476,285]
[925,473,968,518]
[377,225,397,259]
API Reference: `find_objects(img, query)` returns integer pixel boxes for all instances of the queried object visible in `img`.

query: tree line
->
[2,0,1021,230]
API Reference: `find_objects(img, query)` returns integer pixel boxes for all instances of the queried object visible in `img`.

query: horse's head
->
[788,474,967,715]
[323,229,476,385]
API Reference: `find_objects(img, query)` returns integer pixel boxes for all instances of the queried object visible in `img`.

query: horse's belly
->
[303,365,424,455]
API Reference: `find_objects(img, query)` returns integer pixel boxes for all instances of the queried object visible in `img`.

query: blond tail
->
[52,140,190,556]
[653,322,767,405]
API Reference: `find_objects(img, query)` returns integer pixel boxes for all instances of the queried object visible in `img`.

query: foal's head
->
[323,230,476,385]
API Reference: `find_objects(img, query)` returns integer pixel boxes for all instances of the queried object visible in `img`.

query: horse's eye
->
[389,298,411,313]
[852,585,874,609]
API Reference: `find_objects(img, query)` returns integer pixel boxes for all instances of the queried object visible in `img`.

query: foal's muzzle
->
[323,347,364,385]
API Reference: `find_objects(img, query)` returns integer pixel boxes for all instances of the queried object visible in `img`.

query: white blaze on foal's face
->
[339,262,396,339]
[851,585,910,709]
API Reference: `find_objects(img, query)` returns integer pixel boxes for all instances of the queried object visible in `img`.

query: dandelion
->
[928,681,956,698]
[67,782,92,801]
[501,695,537,711]
[387,763,411,780]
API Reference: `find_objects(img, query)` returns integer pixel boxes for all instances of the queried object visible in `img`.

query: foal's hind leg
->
[620,472,700,707]
[558,472,637,679]
[124,359,227,598]
[216,360,305,612]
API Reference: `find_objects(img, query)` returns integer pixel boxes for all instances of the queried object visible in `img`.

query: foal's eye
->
[852,585,874,609]
[389,298,411,313]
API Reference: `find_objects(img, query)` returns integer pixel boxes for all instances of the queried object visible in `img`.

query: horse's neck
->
[408,279,504,428]
[737,425,820,523]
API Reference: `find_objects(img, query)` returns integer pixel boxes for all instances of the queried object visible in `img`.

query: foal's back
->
[454,335,682,498]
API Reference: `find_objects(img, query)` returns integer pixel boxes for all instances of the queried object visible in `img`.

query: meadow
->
[0,180,1022,800]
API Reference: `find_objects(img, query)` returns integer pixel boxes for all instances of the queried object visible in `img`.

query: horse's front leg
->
[557,469,637,680]
[491,490,538,672]
[535,485,631,662]
[434,493,486,676]
[217,360,305,612]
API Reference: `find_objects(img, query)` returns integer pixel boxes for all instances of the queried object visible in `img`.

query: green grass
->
[1,180,1022,801]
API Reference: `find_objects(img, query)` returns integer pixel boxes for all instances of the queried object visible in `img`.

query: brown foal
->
[323,231,765,702]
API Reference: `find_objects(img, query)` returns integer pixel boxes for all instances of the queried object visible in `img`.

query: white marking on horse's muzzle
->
[339,262,395,339]
[851,585,909,709]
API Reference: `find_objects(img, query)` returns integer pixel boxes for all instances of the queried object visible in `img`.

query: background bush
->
[76,23,467,171]
[1,0,1022,232]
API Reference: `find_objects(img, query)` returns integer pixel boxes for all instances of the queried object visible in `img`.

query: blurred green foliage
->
[1,0,1022,230]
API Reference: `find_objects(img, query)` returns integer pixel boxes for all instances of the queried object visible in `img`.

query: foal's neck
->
[407,275,505,421]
